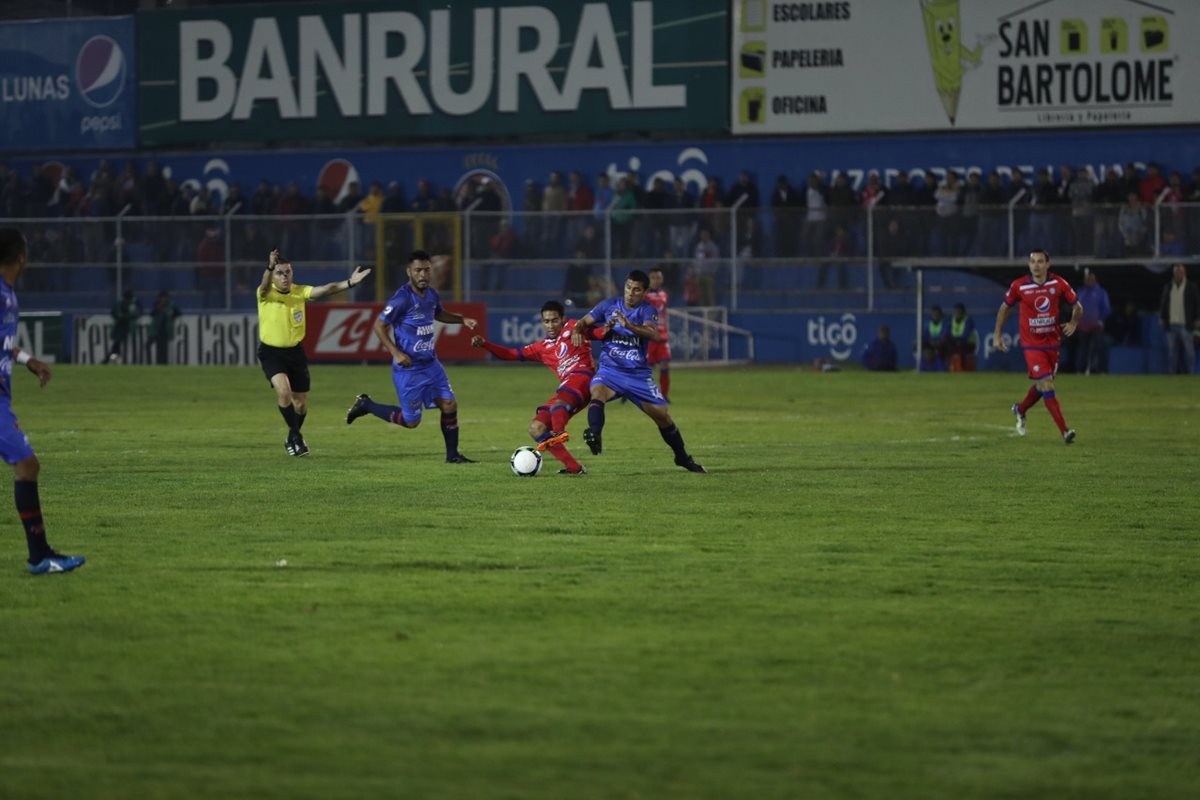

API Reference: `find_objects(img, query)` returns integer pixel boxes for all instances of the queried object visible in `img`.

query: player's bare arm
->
[1061,302,1083,338]
[310,265,372,299]
[15,350,51,387]
[258,249,279,298]
[571,314,597,346]
[434,310,477,330]
[373,315,411,367]
[993,303,1013,352]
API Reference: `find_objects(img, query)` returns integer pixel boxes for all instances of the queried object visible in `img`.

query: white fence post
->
[463,197,482,301]
[730,194,748,311]
[114,204,132,299]
[223,202,241,310]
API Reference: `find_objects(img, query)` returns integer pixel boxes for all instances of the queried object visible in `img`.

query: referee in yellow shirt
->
[258,249,371,456]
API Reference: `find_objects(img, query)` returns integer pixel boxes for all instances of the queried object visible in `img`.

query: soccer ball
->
[510,446,543,477]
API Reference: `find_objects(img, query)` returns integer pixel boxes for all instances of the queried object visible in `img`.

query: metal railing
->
[5,202,1198,313]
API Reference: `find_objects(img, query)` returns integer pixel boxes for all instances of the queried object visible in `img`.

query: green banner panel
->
[139,0,727,145]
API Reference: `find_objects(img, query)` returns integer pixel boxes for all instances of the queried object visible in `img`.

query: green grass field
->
[0,364,1196,799]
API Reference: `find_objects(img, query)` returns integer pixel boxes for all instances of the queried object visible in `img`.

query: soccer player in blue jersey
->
[571,269,706,473]
[0,228,85,574]
[346,250,477,463]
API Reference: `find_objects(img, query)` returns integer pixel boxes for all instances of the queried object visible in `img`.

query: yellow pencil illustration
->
[920,0,982,124]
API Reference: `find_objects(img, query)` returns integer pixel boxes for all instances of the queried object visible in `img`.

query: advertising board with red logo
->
[303,303,487,363]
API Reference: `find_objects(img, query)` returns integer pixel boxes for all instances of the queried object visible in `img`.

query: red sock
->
[550,407,570,434]
[547,444,582,472]
[659,369,671,400]
[1017,385,1041,415]
[1043,393,1068,434]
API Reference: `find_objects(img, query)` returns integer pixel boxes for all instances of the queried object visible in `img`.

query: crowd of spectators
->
[2,158,1199,304]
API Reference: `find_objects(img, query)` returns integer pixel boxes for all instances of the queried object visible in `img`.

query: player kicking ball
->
[572,270,706,473]
[993,249,1081,444]
[472,300,600,475]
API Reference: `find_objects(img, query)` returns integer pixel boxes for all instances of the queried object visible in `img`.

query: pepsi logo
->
[76,36,126,109]
[555,342,569,358]
[318,159,361,205]
[1034,296,1051,313]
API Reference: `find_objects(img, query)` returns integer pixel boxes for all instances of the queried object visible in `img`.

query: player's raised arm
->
[373,315,411,367]
[993,303,1013,352]
[310,266,372,299]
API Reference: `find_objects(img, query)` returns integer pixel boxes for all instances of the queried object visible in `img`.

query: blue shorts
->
[592,365,667,407]
[0,404,35,465]
[392,360,456,425]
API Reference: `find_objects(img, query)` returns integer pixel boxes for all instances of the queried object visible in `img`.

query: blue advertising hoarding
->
[0,17,137,151]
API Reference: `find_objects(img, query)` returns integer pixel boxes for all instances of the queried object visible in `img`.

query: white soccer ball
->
[510,446,543,477]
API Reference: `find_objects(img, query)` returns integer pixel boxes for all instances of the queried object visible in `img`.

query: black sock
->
[659,423,689,461]
[362,396,408,425]
[278,404,298,434]
[587,400,606,432]
[15,480,51,563]
[295,411,306,431]
[441,412,460,457]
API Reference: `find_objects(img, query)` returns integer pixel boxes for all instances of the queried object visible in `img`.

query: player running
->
[572,270,706,473]
[993,249,1082,444]
[345,250,477,463]
[644,267,672,400]
[471,300,598,475]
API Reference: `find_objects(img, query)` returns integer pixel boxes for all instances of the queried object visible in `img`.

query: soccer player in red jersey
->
[471,300,602,475]
[993,249,1082,444]
[644,267,673,400]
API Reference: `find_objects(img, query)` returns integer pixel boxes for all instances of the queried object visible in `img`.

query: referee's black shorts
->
[258,342,311,393]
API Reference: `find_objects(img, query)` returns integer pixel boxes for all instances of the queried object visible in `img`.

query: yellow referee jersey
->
[257,284,314,347]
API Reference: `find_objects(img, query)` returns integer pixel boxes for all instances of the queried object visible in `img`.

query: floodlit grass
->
[0,364,1197,799]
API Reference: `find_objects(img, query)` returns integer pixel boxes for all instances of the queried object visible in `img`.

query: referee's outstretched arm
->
[310,265,373,299]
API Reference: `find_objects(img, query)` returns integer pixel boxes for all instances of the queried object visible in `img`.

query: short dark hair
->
[626,269,650,289]
[540,300,565,316]
[409,249,432,264]
[1030,248,1051,260]
[647,267,664,276]
[0,228,26,266]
